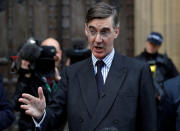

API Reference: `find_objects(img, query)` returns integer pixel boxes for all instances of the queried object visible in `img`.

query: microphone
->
[19,43,41,63]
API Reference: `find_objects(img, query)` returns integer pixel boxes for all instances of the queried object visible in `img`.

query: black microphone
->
[19,43,41,63]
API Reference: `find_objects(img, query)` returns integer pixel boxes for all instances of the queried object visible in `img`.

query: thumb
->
[38,87,45,100]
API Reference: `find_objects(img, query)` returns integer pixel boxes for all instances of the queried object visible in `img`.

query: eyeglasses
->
[87,28,113,39]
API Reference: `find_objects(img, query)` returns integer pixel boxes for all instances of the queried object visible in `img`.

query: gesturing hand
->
[19,87,46,119]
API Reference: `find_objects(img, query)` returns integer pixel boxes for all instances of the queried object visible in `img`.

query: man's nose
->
[95,33,103,42]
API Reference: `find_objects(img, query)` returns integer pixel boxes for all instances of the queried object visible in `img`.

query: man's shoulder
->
[63,58,91,73]
[69,58,90,67]
[156,53,171,60]
[135,51,146,58]
[115,53,147,69]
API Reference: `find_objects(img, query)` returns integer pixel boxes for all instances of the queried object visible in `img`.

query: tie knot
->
[96,60,105,69]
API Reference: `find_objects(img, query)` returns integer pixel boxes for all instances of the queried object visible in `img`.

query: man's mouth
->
[95,46,102,49]
[94,46,104,53]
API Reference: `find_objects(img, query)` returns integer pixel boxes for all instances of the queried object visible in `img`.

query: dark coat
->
[136,50,179,98]
[136,50,179,82]
[0,74,15,130]
[159,75,180,131]
[42,52,157,131]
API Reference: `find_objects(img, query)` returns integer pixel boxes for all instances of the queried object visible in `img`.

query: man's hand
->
[21,59,30,69]
[54,67,61,81]
[19,87,46,119]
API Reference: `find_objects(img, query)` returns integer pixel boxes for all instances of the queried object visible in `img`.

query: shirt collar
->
[92,48,115,68]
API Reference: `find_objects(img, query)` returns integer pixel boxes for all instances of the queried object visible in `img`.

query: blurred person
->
[13,37,64,131]
[159,75,180,131]
[41,37,67,130]
[136,32,179,100]
[0,73,15,130]
[19,2,157,131]
[41,37,63,81]
[41,38,62,68]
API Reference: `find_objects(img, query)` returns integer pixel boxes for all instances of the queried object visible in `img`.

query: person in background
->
[65,39,91,66]
[159,75,180,131]
[41,37,67,130]
[136,32,179,100]
[41,37,62,81]
[13,37,64,130]
[0,73,15,130]
[19,2,157,131]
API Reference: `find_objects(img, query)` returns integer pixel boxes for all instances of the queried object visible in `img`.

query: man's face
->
[85,16,119,59]
[146,41,161,54]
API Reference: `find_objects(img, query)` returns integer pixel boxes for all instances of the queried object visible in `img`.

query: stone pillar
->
[135,0,180,71]
[165,0,180,72]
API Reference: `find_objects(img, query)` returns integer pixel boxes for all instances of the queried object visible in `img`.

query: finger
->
[38,87,45,100]
[22,93,36,101]
[20,104,30,110]
[19,98,30,105]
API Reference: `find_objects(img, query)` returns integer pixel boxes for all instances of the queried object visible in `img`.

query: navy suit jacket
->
[42,53,157,131]
[0,74,15,130]
[159,75,180,131]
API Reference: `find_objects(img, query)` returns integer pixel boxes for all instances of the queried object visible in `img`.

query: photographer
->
[13,37,63,131]
[41,37,62,81]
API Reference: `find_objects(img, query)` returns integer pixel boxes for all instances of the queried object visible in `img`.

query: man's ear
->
[114,26,120,39]
[85,24,88,36]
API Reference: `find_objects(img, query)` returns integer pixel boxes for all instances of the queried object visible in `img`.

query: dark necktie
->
[95,60,105,97]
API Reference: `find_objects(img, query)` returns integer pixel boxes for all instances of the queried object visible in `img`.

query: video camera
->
[11,37,56,77]
[65,39,91,65]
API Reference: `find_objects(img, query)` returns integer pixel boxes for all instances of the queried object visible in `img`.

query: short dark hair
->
[85,2,119,28]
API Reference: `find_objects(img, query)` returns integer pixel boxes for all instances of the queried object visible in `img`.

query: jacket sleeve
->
[137,64,158,131]
[0,74,15,130]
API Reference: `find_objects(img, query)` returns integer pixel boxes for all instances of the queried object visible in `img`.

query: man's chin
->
[93,52,105,59]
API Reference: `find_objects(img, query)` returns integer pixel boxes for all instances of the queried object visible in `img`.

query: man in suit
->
[159,75,180,131]
[19,2,157,131]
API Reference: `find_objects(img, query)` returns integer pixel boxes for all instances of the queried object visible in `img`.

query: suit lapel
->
[89,53,127,130]
[78,59,99,117]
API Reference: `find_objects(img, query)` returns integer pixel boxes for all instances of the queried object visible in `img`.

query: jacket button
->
[79,118,84,123]
[113,120,119,124]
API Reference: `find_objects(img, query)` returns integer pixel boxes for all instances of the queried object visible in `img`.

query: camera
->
[11,37,56,78]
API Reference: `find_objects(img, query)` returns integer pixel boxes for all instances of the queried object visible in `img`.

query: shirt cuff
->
[32,109,46,128]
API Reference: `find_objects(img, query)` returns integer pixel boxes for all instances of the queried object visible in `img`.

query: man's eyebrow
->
[88,26,95,29]
[88,26,110,31]
[101,27,111,31]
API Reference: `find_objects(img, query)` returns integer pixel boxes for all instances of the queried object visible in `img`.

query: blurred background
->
[0,0,180,130]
